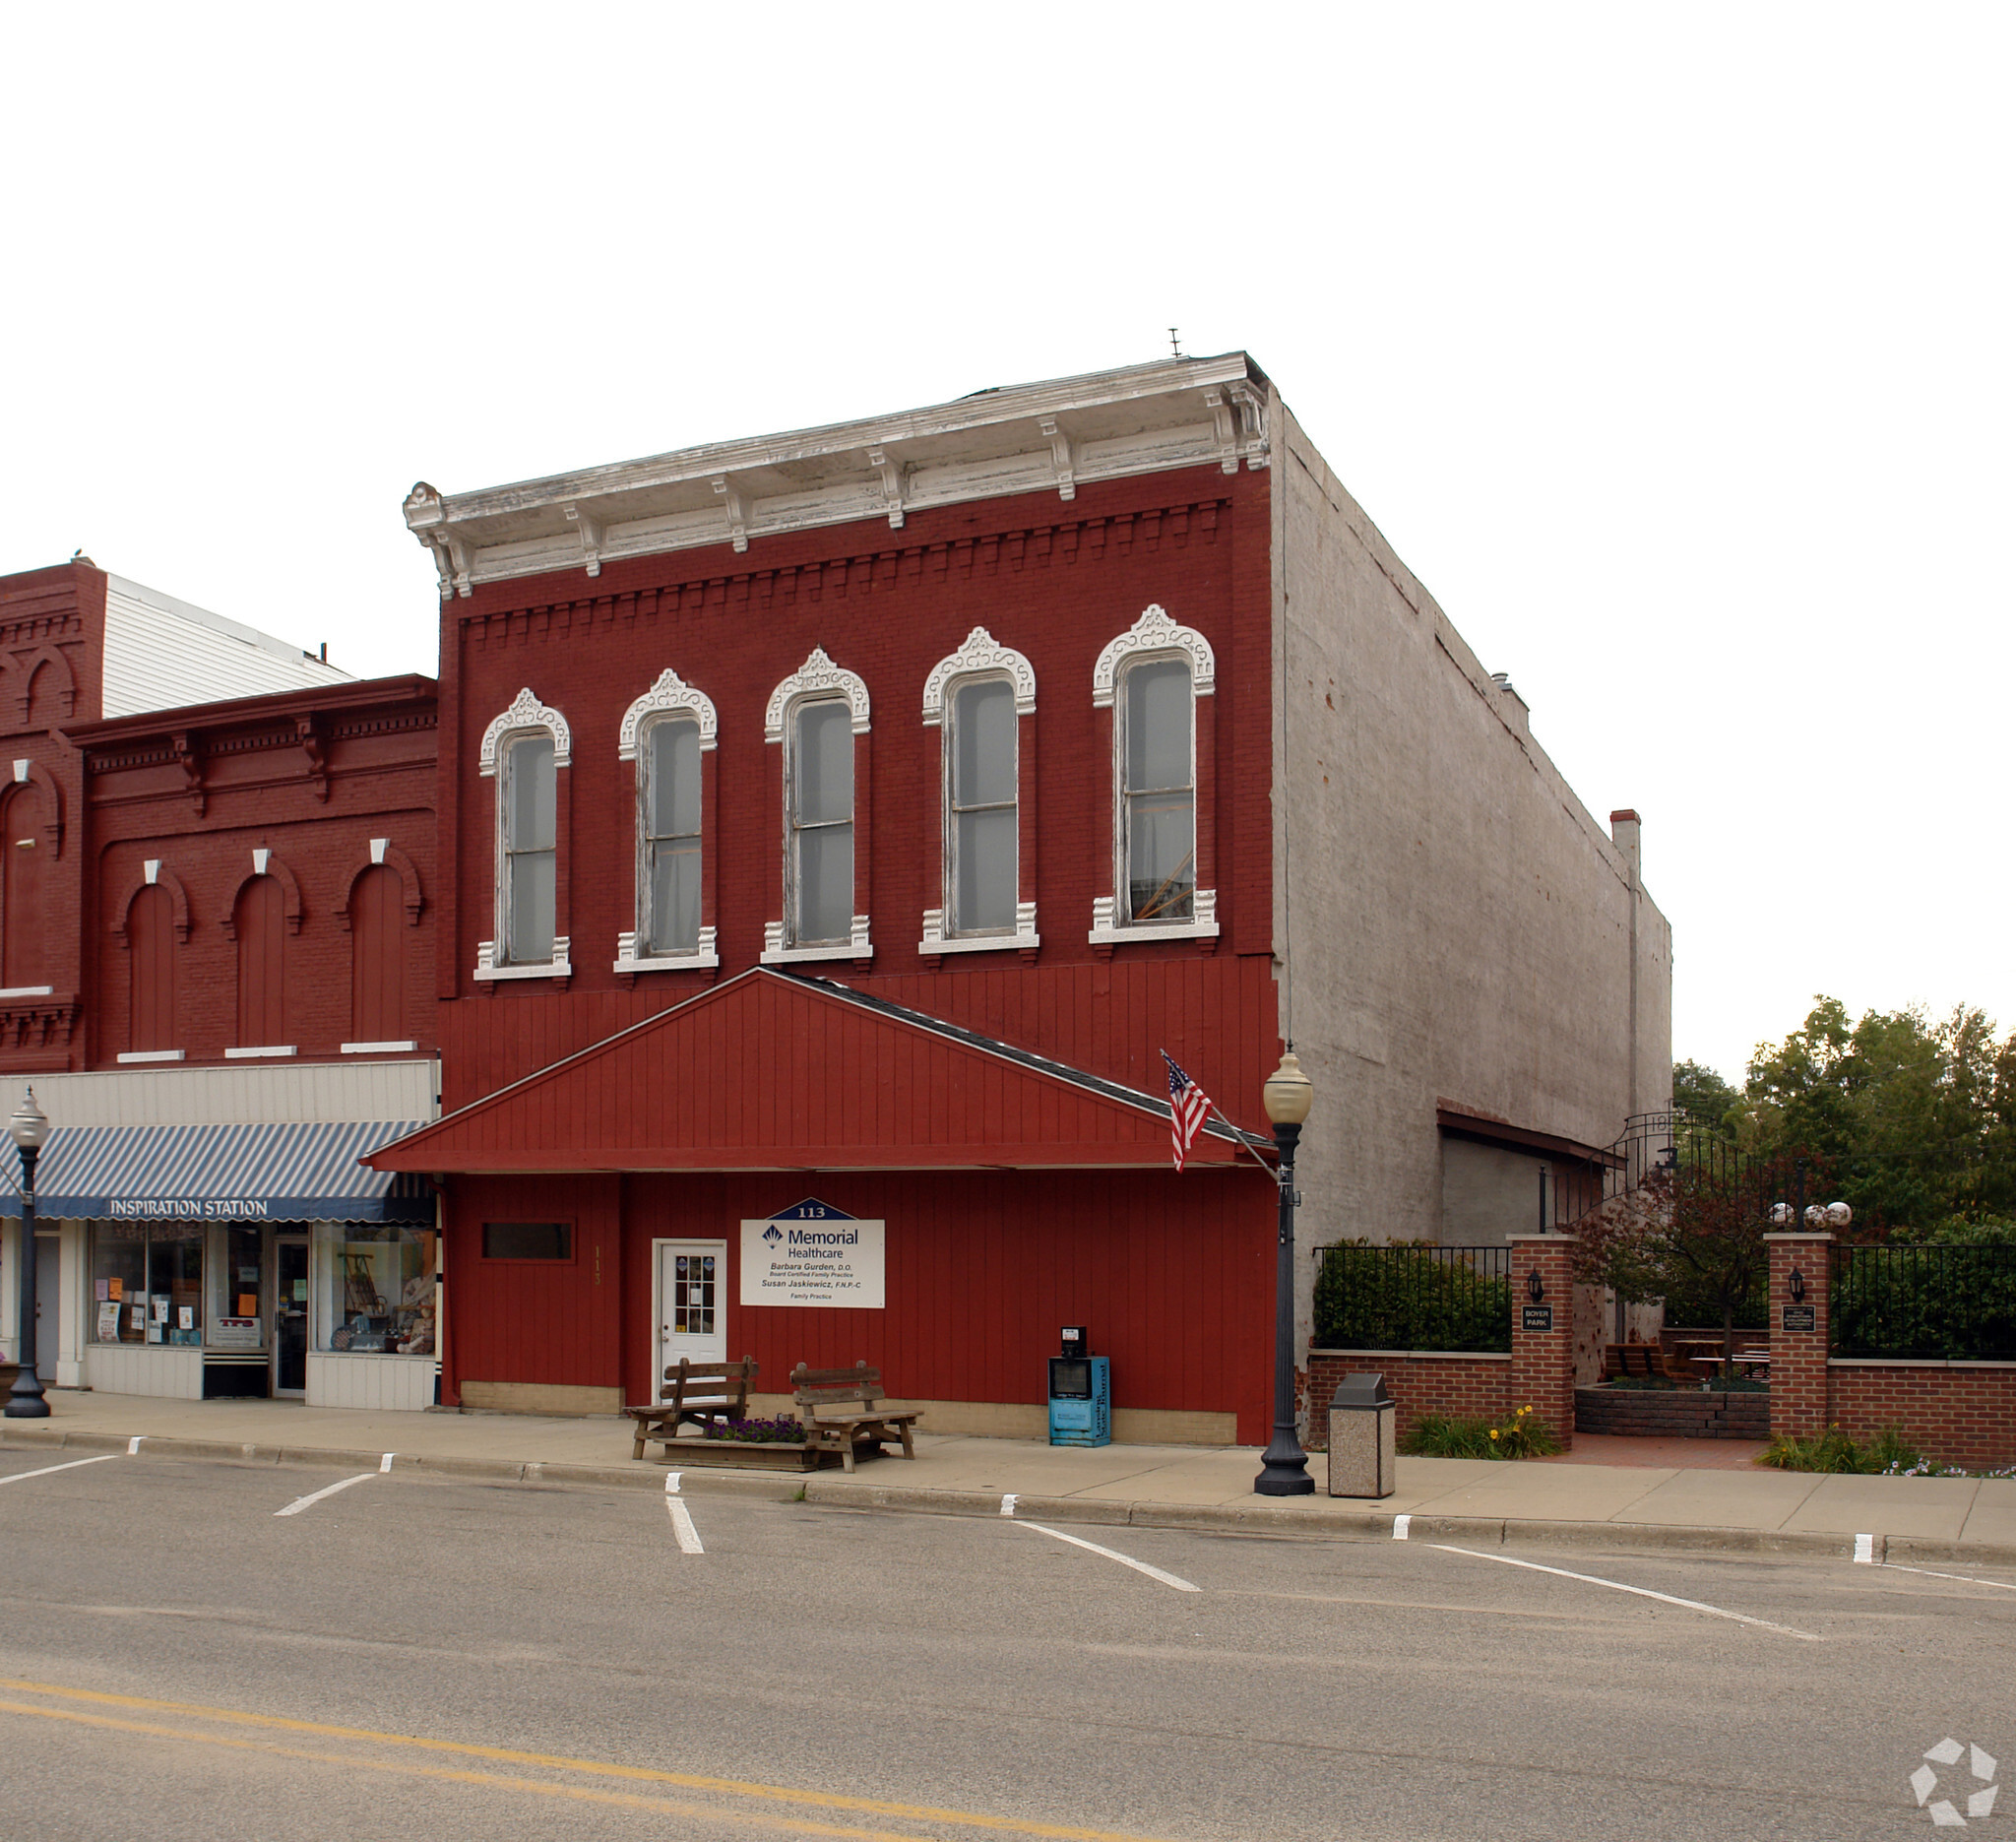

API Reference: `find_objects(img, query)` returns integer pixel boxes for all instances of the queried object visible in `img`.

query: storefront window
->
[206,1223,266,1350]
[312,1224,436,1356]
[90,1222,203,1345]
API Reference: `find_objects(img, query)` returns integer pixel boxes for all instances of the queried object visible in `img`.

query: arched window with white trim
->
[616,669,719,974]
[1089,604,1220,949]
[476,687,572,981]
[919,626,1039,957]
[761,648,873,965]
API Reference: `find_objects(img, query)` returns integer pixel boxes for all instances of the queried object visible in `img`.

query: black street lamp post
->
[1255,1049,1314,1496]
[6,1088,51,1419]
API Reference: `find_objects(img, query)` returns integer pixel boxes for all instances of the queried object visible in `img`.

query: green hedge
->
[1313,1243,1511,1353]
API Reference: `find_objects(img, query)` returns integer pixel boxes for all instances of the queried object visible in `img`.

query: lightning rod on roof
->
[1168,327,1182,358]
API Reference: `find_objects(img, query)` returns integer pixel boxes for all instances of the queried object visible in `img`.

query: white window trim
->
[341,1040,418,1054]
[0,985,56,1000]
[1088,890,1219,947]
[765,648,871,958]
[1092,604,1217,946]
[624,681,716,971]
[922,630,1038,953]
[761,918,872,966]
[224,1044,297,1059]
[921,902,1040,956]
[481,692,568,980]
[615,927,720,976]
[116,1048,185,1063]
[474,935,573,983]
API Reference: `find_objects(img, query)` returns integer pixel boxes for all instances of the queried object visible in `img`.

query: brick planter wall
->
[1827,1362,2016,1471]
[1304,1351,1511,1449]
[1574,1386,1770,1439]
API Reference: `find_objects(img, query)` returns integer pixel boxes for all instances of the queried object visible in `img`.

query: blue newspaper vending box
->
[1047,1327,1110,1446]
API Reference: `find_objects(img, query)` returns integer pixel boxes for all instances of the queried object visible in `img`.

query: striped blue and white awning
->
[0,1120,432,1223]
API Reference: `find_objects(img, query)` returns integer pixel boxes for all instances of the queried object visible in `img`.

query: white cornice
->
[405,353,1270,599]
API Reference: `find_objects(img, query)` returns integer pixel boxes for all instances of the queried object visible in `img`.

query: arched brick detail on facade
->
[4,761,64,857]
[126,882,179,1052]
[336,842,424,932]
[110,863,194,947]
[14,644,79,724]
[347,863,406,1044]
[232,875,287,1047]
[220,853,305,938]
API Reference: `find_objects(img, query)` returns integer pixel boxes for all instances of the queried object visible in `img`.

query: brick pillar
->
[1767,1232,1832,1440]
[1509,1235,1577,1451]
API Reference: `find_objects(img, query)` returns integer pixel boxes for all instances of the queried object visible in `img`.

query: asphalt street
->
[0,1448,2008,1841]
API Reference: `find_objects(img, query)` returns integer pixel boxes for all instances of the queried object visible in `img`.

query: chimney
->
[1609,809,1641,890]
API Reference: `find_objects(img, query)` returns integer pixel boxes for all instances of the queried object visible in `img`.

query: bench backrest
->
[792,1360,883,1413]
[662,1356,758,1409]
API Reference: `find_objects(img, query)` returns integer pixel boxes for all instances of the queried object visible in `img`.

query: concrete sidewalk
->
[5,1388,2013,1569]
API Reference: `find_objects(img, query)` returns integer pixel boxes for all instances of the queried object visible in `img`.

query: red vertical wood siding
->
[350,863,404,1043]
[445,1166,1276,1440]
[127,884,176,1050]
[447,1175,624,1388]
[234,874,285,1046]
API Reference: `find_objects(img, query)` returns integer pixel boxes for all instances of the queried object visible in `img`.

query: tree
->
[1672,1059,1739,1135]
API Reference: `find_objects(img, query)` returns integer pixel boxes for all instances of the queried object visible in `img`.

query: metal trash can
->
[1327,1372,1396,1497]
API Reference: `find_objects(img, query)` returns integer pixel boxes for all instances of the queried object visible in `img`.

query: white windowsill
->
[0,985,55,1001]
[760,917,872,965]
[224,1045,297,1059]
[1087,890,1220,946]
[342,1041,418,1054]
[473,936,573,983]
[614,927,719,975]
[117,1048,186,1064]
[920,902,1040,956]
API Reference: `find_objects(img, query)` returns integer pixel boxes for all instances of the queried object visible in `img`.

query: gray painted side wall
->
[1266,391,1672,1385]
[1439,1137,1550,1245]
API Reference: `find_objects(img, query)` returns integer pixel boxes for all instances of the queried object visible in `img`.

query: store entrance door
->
[274,1236,309,1397]
[654,1240,726,1399]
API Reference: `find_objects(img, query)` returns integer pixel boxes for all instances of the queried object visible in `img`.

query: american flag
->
[1162,1051,1214,1172]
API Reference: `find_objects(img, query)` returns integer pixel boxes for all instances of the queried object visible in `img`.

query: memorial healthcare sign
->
[739,1199,885,1308]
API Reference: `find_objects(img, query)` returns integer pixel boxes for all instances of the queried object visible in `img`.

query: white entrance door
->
[654,1239,726,1399]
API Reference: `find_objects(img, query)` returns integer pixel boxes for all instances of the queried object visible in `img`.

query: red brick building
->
[0,561,442,1408]
[368,353,1670,1442]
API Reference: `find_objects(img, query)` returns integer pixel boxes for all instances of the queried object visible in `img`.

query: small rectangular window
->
[789,700,854,944]
[481,1222,571,1261]
[1121,660,1195,922]
[949,678,1017,933]
[644,719,702,954]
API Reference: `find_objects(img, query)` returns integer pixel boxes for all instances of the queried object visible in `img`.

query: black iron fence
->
[1312,1243,1513,1353]
[1832,1244,2016,1362]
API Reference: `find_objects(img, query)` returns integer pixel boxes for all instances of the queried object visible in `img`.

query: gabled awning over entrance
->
[366,970,1267,1175]
[0,1119,433,1223]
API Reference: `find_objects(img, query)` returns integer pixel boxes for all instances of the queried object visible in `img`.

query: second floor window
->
[1119,658,1195,923]
[946,677,1017,934]
[641,718,703,954]
[501,731,556,963]
[787,699,853,946]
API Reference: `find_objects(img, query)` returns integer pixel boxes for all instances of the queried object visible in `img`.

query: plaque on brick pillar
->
[1522,1305,1553,1332]
[1782,1304,1816,1332]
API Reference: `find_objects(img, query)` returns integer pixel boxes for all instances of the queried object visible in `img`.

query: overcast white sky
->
[4,6,2009,1084]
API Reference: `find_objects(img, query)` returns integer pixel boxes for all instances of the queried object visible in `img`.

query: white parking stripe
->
[666,1496,704,1555]
[274,1474,377,1518]
[1879,1561,2016,1592]
[1014,1520,1200,1592]
[1430,1544,1821,1640]
[0,1455,118,1488]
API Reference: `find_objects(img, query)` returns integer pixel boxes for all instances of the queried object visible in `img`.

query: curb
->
[7,1427,2013,1571]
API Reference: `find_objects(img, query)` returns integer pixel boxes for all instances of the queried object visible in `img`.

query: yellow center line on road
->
[0,1679,1183,1842]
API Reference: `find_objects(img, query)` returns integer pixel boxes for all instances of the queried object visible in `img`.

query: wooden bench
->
[625,1357,759,1460]
[791,1362,923,1473]
[1604,1343,1682,1382]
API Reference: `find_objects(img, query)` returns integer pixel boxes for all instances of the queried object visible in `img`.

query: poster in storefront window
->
[95,1302,120,1342]
[739,1200,885,1308]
